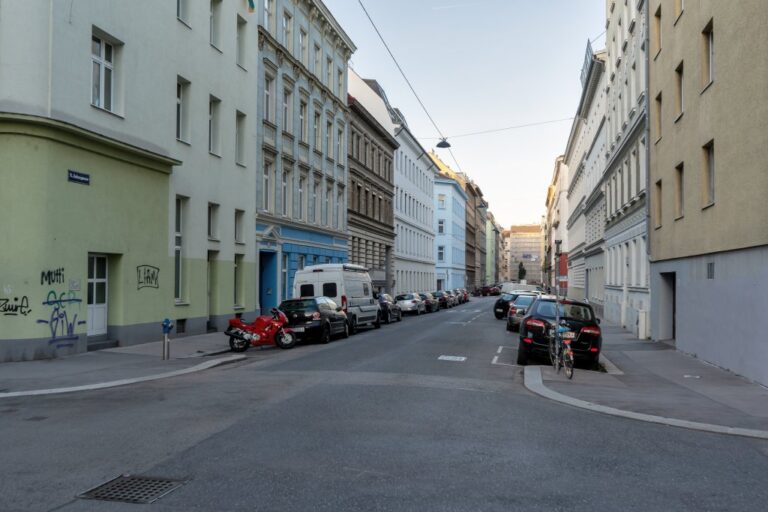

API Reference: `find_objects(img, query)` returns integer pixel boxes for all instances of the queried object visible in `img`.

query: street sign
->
[67,169,90,185]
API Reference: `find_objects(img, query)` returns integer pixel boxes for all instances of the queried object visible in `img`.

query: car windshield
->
[501,293,518,301]
[396,294,413,300]
[513,295,536,307]
[279,299,317,312]
[536,301,594,321]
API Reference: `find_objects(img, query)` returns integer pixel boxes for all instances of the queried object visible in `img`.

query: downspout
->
[644,0,651,259]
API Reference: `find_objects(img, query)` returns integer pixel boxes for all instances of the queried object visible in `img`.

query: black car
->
[377,293,403,324]
[517,297,602,367]
[419,292,440,313]
[493,292,523,319]
[506,294,538,332]
[433,291,450,309]
[279,297,348,344]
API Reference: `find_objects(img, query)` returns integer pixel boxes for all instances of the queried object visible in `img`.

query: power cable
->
[420,117,575,140]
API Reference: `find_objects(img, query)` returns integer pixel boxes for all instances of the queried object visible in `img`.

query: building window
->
[299,101,308,142]
[654,92,662,141]
[91,34,116,112]
[703,20,714,87]
[298,174,306,220]
[176,0,188,22]
[326,57,332,89]
[174,196,186,301]
[234,209,244,243]
[438,219,445,234]
[336,128,343,161]
[299,29,308,65]
[675,62,684,118]
[314,45,321,77]
[176,77,190,142]
[209,0,222,48]
[234,254,243,306]
[263,0,273,34]
[438,194,446,209]
[262,160,272,211]
[282,11,293,51]
[313,111,321,150]
[703,140,715,207]
[707,262,715,280]
[281,167,291,217]
[326,120,333,158]
[236,15,247,68]
[208,95,221,154]
[311,180,319,222]
[207,202,219,239]
[235,111,246,165]
[283,88,293,133]
[298,254,305,270]
[675,163,684,219]
[336,188,344,228]
[653,5,662,55]
[337,68,344,98]
[654,180,663,228]
[674,0,684,20]
[264,75,275,122]
[324,184,331,225]
[438,246,445,262]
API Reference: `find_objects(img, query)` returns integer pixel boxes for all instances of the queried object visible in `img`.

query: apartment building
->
[544,156,569,293]
[603,0,650,337]
[433,177,467,291]
[0,0,264,359]
[507,225,545,285]
[346,71,397,292]
[255,0,355,311]
[648,0,768,385]
[485,213,500,286]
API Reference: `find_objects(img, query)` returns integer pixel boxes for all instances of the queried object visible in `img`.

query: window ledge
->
[236,161,247,168]
[175,300,190,306]
[674,112,684,123]
[91,104,124,119]
[702,202,715,211]
[210,43,223,54]
[654,136,662,145]
[235,240,246,246]
[177,17,191,29]
[701,80,714,95]
[654,225,662,231]
[176,138,191,146]
[674,11,684,26]
[654,49,662,61]
[237,63,247,72]
[233,305,245,311]
[674,215,684,221]
[208,237,220,243]
[298,140,310,148]
[209,151,222,158]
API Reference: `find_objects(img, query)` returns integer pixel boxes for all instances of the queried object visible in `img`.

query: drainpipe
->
[643,0,653,339]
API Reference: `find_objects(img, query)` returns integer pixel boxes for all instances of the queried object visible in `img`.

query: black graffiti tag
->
[0,296,32,316]
[41,268,65,286]
[137,265,160,290]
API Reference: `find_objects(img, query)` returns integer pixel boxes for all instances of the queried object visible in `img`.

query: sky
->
[323,0,606,228]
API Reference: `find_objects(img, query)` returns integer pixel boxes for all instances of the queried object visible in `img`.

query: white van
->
[292,264,381,333]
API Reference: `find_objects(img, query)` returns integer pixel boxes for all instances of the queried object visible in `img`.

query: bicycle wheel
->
[549,338,560,373]
[563,345,574,380]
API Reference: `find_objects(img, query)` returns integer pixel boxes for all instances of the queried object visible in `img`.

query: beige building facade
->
[649,0,768,386]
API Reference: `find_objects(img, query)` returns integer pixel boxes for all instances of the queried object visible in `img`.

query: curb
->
[0,354,246,399]
[523,366,768,440]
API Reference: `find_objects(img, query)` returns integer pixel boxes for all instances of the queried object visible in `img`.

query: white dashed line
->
[438,355,467,362]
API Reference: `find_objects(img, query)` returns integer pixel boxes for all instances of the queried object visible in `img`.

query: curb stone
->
[523,366,768,440]
[0,355,246,399]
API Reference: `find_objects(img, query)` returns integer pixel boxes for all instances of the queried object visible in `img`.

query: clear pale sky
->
[323,0,606,228]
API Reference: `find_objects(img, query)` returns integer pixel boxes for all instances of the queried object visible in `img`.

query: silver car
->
[506,293,538,332]
[395,293,427,315]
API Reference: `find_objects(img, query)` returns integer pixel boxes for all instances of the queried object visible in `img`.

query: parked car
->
[279,297,349,344]
[506,294,538,331]
[444,290,457,307]
[493,292,522,319]
[418,292,440,313]
[293,263,381,334]
[396,293,427,315]
[481,286,494,296]
[452,289,465,304]
[377,293,402,324]
[433,290,451,309]
[517,297,602,367]
[460,288,470,302]
[500,282,544,294]
[489,286,501,296]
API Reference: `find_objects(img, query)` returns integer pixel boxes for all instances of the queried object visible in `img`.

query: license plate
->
[495,309,503,312]
[563,331,576,339]
[292,327,305,333]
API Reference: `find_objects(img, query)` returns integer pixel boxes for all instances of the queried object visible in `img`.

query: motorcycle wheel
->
[229,336,248,353]
[275,330,296,349]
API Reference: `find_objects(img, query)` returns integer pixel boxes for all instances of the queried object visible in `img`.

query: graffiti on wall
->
[40,268,65,286]
[36,290,85,349]
[137,265,159,290]
[0,296,32,316]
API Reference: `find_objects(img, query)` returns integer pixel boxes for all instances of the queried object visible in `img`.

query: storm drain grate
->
[78,474,186,504]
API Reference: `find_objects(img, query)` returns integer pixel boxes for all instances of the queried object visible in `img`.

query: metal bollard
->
[161,318,174,360]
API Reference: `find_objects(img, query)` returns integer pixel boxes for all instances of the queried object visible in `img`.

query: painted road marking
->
[491,346,519,367]
[438,355,467,362]
[496,346,503,354]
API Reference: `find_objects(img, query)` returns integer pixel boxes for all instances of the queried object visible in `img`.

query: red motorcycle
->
[225,308,296,352]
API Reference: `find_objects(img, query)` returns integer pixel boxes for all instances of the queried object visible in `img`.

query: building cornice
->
[348,96,399,149]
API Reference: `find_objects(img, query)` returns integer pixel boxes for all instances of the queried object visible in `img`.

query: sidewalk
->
[525,323,768,437]
[0,332,246,398]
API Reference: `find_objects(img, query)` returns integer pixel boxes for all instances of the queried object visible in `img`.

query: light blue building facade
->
[434,177,467,290]
[255,0,355,312]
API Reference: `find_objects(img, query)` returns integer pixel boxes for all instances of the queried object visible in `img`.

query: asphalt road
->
[2,297,767,511]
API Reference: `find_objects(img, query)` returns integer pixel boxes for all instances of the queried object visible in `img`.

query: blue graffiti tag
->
[36,290,85,348]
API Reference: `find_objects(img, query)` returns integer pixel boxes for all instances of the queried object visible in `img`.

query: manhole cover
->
[78,475,186,504]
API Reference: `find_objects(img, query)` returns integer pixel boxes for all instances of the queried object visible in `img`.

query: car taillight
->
[508,307,517,316]
[526,318,546,330]
[523,338,533,344]
[589,347,599,352]
[341,295,348,312]
[311,312,321,320]
[581,326,601,336]
[412,300,418,304]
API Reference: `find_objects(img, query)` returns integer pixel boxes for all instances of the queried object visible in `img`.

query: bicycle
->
[548,321,574,379]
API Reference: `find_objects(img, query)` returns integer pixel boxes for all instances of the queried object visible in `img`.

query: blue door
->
[259,251,278,314]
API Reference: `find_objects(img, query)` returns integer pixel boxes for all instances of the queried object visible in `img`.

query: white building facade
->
[603,0,650,337]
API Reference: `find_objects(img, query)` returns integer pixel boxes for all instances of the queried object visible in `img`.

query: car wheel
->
[590,354,600,371]
[397,310,403,322]
[348,317,357,335]
[517,346,528,366]
[494,312,503,320]
[341,321,349,339]
[320,324,331,344]
[385,311,391,324]
[506,321,513,332]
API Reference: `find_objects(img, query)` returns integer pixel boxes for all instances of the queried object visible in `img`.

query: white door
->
[87,255,108,336]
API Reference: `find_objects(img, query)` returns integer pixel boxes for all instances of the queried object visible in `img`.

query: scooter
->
[225,308,296,352]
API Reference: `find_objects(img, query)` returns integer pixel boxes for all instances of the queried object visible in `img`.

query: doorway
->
[659,272,677,343]
[207,251,218,332]
[259,251,278,314]
[87,255,108,336]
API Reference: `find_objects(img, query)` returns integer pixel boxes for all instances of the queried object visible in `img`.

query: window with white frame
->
[438,194,446,209]
[236,15,247,67]
[208,95,221,154]
[91,34,117,112]
[326,57,332,88]
[313,111,321,150]
[234,209,244,243]
[703,140,715,206]
[437,246,445,262]
[263,0,273,34]
[337,188,344,229]
[703,20,714,87]
[337,68,343,98]
[264,75,275,122]
[235,111,246,165]
[326,120,333,158]
[336,127,343,161]
[282,11,293,52]
[314,45,321,77]
[234,254,244,306]
[176,77,190,142]
[299,29,308,65]
[262,159,273,211]
[209,0,222,48]
[283,88,293,133]
[299,101,308,142]
[324,184,331,225]
[298,174,306,220]
[438,219,445,234]
[281,166,291,217]
[311,180,319,222]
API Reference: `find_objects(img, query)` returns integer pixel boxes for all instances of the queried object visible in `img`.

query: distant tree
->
[518,262,527,281]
